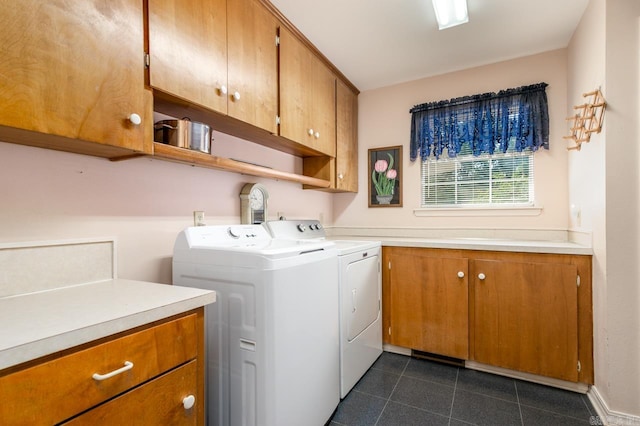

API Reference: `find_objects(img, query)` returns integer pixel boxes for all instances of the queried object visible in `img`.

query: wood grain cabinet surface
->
[0,1,357,188]
[148,0,229,115]
[384,247,469,359]
[382,247,594,384]
[303,79,359,192]
[279,26,336,157]
[0,0,152,158]
[148,0,278,134]
[0,309,205,425]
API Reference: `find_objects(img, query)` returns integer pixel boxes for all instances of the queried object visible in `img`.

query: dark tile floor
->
[329,352,597,426]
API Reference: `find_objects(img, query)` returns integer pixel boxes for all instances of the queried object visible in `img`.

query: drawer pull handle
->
[183,395,196,410]
[92,361,133,381]
[478,273,486,280]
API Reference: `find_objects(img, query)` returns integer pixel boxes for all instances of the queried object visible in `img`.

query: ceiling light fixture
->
[432,0,469,30]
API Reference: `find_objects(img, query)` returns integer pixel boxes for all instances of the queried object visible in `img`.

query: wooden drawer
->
[62,360,198,425]
[0,314,197,425]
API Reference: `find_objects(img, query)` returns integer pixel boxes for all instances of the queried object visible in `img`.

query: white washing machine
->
[173,224,339,426]
[265,220,382,398]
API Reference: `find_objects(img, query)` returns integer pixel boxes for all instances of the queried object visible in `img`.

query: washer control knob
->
[297,224,307,232]
[227,227,241,239]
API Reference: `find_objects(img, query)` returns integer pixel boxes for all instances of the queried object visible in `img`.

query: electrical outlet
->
[194,211,205,226]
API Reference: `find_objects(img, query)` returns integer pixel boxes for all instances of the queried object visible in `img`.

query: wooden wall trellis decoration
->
[564,89,606,151]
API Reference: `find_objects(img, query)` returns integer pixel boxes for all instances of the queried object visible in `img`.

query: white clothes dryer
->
[265,220,382,398]
[173,224,339,426]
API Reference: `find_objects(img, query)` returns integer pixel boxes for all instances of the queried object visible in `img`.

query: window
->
[409,83,548,209]
[420,145,534,207]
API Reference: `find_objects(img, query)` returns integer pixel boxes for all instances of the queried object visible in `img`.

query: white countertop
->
[327,227,592,255]
[379,237,593,255]
[0,279,216,371]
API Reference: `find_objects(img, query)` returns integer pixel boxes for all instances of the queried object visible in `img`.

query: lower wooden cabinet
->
[384,247,469,359]
[472,258,579,382]
[382,246,593,384]
[0,308,205,425]
[62,361,198,425]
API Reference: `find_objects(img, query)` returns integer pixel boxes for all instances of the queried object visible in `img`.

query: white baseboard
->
[382,343,412,356]
[465,361,589,393]
[588,386,640,425]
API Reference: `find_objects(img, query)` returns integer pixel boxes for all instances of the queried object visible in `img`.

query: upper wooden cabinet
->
[334,80,358,191]
[279,27,336,156]
[302,79,358,192]
[0,0,151,158]
[148,0,278,134]
[147,0,228,114]
[227,0,279,133]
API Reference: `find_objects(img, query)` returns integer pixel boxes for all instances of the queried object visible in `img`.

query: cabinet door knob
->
[457,271,465,278]
[338,173,344,179]
[232,91,241,101]
[314,131,320,139]
[308,128,314,136]
[219,85,228,95]
[128,113,141,126]
[478,273,486,280]
[183,394,196,410]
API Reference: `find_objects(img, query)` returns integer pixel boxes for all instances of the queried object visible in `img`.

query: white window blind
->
[420,146,534,207]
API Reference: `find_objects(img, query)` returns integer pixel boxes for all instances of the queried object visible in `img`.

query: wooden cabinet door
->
[279,27,335,155]
[227,0,278,133]
[472,259,579,382]
[310,61,336,156]
[421,256,469,359]
[148,0,227,114]
[301,79,356,192]
[0,0,148,154]
[387,250,424,350]
[387,248,469,359]
[62,361,198,426]
[279,27,312,145]
[335,80,358,192]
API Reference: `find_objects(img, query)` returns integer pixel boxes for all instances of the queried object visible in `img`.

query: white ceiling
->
[270,0,590,91]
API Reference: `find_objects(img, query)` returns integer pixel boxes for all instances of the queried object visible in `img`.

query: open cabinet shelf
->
[151,143,331,188]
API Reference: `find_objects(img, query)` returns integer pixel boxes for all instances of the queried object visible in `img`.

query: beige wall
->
[568,0,640,418]
[567,0,608,412]
[334,49,569,236]
[0,132,333,284]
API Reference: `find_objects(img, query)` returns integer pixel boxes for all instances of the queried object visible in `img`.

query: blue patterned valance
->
[409,83,549,161]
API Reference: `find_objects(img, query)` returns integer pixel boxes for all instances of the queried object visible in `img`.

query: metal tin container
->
[154,119,212,153]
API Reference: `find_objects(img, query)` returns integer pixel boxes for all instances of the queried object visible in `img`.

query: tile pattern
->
[330,352,596,425]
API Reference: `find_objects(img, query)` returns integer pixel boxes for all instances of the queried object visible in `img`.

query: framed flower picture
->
[368,145,403,207]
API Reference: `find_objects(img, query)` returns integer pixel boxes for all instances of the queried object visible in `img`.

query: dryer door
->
[343,255,380,341]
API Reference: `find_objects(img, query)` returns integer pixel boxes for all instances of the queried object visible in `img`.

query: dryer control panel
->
[264,219,327,240]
